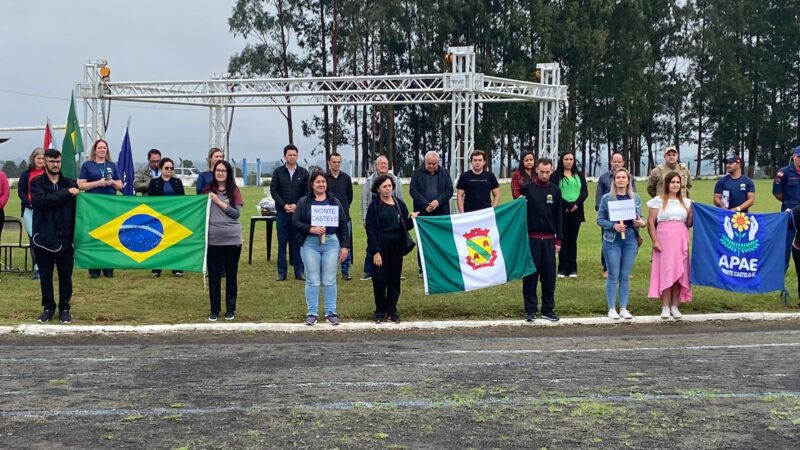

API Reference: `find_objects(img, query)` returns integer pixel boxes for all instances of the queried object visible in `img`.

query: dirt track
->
[2,320,800,449]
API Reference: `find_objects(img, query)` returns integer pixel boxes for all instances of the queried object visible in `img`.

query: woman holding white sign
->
[292,170,351,325]
[597,168,646,319]
[647,172,693,319]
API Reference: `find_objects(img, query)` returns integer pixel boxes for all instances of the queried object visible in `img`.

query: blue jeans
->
[277,211,304,277]
[300,234,340,316]
[601,233,639,309]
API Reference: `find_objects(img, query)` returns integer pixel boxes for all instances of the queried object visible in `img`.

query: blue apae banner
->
[690,203,787,293]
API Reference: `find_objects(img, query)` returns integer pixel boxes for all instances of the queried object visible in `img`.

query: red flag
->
[43,117,55,149]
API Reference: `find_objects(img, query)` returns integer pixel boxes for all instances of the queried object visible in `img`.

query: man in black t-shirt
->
[456,149,500,213]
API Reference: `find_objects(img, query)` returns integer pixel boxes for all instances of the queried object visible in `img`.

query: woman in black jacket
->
[147,158,185,277]
[551,151,589,278]
[292,170,351,325]
[365,174,418,323]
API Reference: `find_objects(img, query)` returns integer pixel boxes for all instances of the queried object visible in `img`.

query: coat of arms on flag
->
[464,228,497,269]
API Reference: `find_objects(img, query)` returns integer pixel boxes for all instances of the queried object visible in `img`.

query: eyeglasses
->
[162,166,173,170]
[47,160,62,165]
[214,169,227,174]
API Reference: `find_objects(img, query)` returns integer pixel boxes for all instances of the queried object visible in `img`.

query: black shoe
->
[360,272,372,281]
[374,313,386,323]
[342,273,352,281]
[276,274,287,281]
[388,313,401,324]
[208,313,218,322]
[31,270,40,281]
[295,273,306,281]
[89,273,100,279]
[103,272,114,278]
[525,312,536,322]
[224,311,235,320]
[37,309,55,323]
[59,310,72,324]
[540,312,560,322]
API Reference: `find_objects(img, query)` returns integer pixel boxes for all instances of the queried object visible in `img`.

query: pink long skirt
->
[648,221,692,302]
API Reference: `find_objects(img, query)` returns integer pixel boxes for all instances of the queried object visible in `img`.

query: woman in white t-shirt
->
[647,172,693,319]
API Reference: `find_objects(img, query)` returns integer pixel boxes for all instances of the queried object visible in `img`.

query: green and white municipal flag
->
[414,199,535,294]
[74,194,209,272]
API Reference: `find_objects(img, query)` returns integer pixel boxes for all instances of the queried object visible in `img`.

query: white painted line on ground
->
[8,312,800,335]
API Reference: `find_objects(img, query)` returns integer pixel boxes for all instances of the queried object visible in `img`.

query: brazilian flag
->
[74,194,209,272]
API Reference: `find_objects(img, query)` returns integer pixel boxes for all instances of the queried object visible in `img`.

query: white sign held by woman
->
[608,199,636,222]
[311,205,339,227]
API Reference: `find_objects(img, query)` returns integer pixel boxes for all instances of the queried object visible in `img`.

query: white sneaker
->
[660,306,671,319]
[619,308,633,320]
[608,309,621,319]
[670,305,682,319]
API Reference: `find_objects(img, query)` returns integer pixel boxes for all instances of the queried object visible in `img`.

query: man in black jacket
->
[409,151,453,274]
[325,152,354,280]
[270,144,310,281]
[30,149,80,324]
[520,158,562,323]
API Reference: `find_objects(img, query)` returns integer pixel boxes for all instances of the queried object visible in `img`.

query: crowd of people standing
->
[4,138,798,326]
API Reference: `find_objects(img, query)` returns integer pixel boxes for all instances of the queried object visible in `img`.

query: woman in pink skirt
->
[647,172,693,319]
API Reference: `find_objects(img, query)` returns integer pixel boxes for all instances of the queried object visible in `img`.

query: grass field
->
[0,178,795,325]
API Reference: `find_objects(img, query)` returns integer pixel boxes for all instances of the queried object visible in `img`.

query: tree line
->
[227,0,800,178]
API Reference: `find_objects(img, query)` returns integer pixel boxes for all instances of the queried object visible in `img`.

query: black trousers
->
[558,212,582,274]
[89,268,114,277]
[372,231,404,316]
[208,245,241,315]
[600,231,607,271]
[34,246,74,311]
[523,238,556,315]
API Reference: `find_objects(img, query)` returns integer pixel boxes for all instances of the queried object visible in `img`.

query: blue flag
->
[117,119,135,196]
[690,203,787,293]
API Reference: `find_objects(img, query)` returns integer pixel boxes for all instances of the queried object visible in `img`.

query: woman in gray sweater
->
[204,160,243,321]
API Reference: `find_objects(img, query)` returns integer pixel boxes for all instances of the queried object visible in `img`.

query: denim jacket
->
[597,193,642,243]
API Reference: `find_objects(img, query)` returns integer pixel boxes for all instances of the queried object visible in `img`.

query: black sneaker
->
[89,273,100,279]
[325,314,341,326]
[31,270,40,281]
[37,309,55,323]
[59,310,72,324]
[342,273,352,281]
[224,311,235,320]
[208,313,219,322]
[374,313,386,323]
[540,312,560,322]
[525,312,536,322]
[388,313,401,324]
[276,274,287,281]
[305,315,318,326]
[296,273,306,281]
[360,272,372,281]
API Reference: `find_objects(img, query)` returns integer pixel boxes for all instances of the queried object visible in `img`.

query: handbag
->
[394,200,417,255]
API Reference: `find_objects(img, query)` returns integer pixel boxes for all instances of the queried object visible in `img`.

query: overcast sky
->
[0,0,331,167]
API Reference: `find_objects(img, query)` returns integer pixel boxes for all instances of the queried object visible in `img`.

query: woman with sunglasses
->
[148,158,186,278]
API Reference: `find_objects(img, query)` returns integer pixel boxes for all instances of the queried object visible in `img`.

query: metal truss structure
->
[77,47,566,178]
